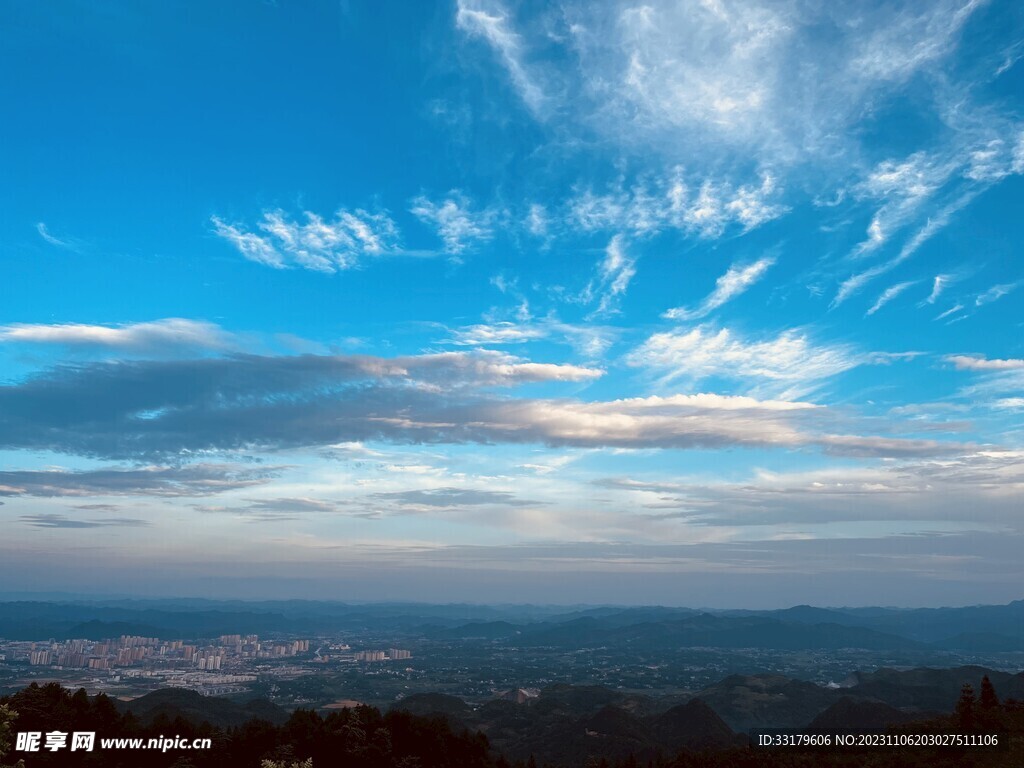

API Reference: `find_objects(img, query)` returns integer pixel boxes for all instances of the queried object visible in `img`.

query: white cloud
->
[895,188,982,260]
[446,317,616,361]
[833,263,888,309]
[975,282,1019,306]
[0,319,237,353]
[410,191,494,254]
[210,217,283,268]
[835,141,1021,306]
[478,359,604,384]
[36,222,70,248]
[568,171,786,239]
[581,235,636,315]
[935,303,964,321]
[922,274,951,305]
[516,453,580,475]
[456,0,988,171]
[994,398,1024,409]
[866,280,917,316]
[404,350,604,386]
[455,0,548,115]
[211,208,399,272]
[449,322,548,346]
[480,393,818,451]
[480,394,965,457]
[627,324,861,399]
[560,323,616,360]
[526,203,549,237]
[851,153,952,256]
[849,0,984,81]
[946,355,1024,371]
[600,448,1024,528]
[0,350,970,461]
[664,257,775,320]
[965,137,1019,182]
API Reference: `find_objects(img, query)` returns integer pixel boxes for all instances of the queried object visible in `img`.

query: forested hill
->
[2,678,1024,768]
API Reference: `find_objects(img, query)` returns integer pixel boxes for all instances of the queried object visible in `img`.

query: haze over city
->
[1,0,1023,607]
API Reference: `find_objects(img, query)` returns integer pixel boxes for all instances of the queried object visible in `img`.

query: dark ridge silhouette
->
[846,666,1024,711]
[4,677,1024,767]
[114,687,289,728]
[392,692,472,717]
[804,697,925,733]
[693,674,844,731]
[650,698,745,750]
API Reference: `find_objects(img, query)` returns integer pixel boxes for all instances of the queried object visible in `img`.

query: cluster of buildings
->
[2,633,416,700]
[12,633,312,672]
[353,649,411,662]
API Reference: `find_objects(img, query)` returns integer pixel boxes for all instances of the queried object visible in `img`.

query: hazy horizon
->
[2,1,1023,607]
[0,588,1021,613]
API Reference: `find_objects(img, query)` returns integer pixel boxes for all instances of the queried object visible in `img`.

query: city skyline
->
[1,0,1023,607]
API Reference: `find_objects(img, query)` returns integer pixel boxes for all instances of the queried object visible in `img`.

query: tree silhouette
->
[979,675,999,710]
[955,682,975,729]
[0,704,25,768]
[0,705,13,761]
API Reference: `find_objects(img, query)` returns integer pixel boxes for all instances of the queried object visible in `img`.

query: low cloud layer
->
[0,464,277,498]
[597,449,1024,528]
[20,513,150,529]
[0,319,238,354]
[0,351,968,460]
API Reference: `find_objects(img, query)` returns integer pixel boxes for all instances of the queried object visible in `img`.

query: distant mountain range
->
[1,598,1022,650]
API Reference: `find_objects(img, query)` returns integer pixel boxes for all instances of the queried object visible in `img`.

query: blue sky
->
[1,0,1023,606]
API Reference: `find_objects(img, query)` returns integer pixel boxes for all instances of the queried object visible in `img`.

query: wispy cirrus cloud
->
[664,257,775,320]
[35,222,89,254]
[36,222,72,248]
[581,235,636,316]
[446,318,617,361]
[833,124,1024,307]
[455,0,549,115]
[410,191,495,255]
[849,153,952,257]
[936,304,964,321]
[566,172,786,239]
[866,280,918,316]
[921,274,953,306]
[211,207,400,272]
[455,0,991,172]
[448,322,548,346]
[454,0,1024,321]
[626,324,862,399]
[975,281,1020,306]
